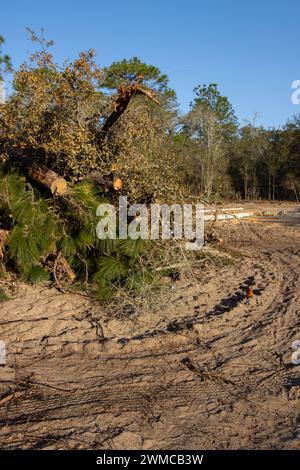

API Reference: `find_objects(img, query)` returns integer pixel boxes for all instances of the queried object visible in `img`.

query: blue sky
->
[1,0,299,127]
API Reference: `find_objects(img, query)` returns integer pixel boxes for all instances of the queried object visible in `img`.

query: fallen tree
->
[0,38,181,299]
[101,83,160,135]
[5,82,160,196]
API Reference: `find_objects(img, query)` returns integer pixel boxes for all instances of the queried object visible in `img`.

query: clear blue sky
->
[1,0,299,127]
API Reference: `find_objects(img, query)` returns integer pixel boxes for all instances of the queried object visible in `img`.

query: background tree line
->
[103,61,300,202]
[176,84,300,202]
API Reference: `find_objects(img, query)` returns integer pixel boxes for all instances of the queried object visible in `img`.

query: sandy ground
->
[0,218,300,450]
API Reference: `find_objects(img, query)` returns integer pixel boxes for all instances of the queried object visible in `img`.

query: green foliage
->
[0,172,58,277]
[92,238,148,300]
[192,83,237,133]
[124,268,159,295]
[95,256,127,282]
[25,266,51,283]
[103,57,173,95]
[228,120,300,201]
[118,238,146,258]
[0,35,12,80]
[0,166,149,299]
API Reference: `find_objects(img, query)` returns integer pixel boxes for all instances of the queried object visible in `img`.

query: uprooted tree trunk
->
[101,83,160,135]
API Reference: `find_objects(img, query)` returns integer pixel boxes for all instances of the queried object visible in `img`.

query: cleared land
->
[0,216,300,449]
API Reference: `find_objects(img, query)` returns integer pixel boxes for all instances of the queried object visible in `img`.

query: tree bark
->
[10,153,68,196]
[101,83,160,135]
[0,229,8,259]
[54,252,76,283]
[87,170,123,191]
[26,163,68,196]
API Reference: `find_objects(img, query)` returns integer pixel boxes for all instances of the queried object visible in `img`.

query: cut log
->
[87,170,123,191]
[25,163,68,196]
[113,177,123,191]
[10,153,68,196]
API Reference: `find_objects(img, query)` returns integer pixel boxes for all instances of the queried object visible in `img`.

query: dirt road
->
[0,221,300,449]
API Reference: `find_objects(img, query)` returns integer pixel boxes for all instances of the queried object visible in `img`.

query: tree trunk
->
[0,79,6,104]
[0,229,8,259]
[292,183,299,203]
[87,171,123,191]
[272,174,276,201]
[10,154,68,196]
[244,171,248,200]
[101,83,160,135]
[26,163,68,196]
